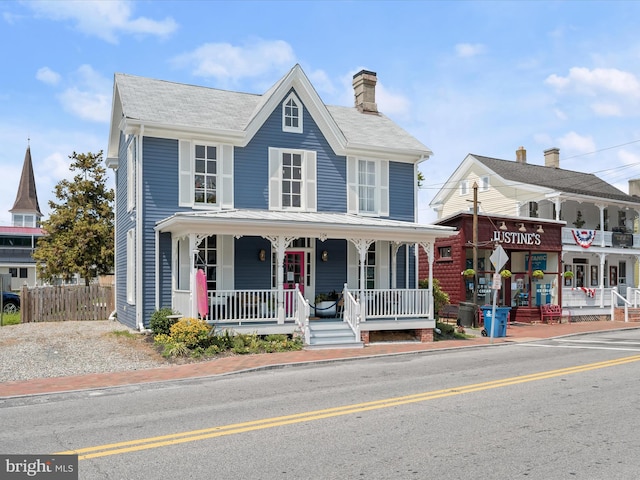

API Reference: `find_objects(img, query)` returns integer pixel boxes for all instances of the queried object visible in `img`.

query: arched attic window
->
[282,93,303,133]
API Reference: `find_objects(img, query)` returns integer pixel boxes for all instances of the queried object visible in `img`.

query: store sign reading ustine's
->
[492,230,541,246]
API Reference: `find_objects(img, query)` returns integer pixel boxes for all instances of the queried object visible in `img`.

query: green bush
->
[149,307,179,336]
[419,277,450,318]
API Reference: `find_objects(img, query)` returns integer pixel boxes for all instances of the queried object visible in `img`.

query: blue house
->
[106,65,453,346]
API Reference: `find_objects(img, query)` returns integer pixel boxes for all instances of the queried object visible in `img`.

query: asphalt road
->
[3,329,640,479]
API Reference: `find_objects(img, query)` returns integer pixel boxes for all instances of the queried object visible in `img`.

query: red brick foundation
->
[417,328,434,342]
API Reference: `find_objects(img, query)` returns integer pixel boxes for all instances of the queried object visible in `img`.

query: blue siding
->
[234,88,347,213]
[158,232,172,309]
[389,162,415,221]
[315,239,347,294]
[114,132,136,329]
[234,237,272,289]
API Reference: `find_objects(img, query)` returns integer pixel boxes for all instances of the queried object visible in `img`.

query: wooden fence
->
[20,285,115,323]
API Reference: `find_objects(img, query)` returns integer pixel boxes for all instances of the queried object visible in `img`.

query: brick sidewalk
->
[1,321,637,399]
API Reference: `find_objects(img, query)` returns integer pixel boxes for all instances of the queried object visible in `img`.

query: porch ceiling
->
[155,209,455,243]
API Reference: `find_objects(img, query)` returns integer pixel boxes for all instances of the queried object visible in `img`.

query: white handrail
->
[610,287,629,322]
[294,288,310,344]
[342,284,360,338]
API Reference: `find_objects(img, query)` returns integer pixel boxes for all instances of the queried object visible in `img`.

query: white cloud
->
[591,102,622,116]
[36,67,61,85]
[57,65,111,123]
[172,40,295,81]
[455,43,487,58]
[376,83,411,119]
[26,0,177,43]
[545,67,640,98]
[557,131,596,154]
[553,108,568,120]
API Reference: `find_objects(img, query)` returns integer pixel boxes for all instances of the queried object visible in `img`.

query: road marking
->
[55,354,640,460]
[555,339,640,346]
[518,343,640,352]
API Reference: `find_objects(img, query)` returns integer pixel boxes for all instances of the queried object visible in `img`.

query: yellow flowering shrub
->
[168,317,211,348]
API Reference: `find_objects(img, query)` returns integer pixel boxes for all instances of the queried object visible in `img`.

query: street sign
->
[490,244,508,271]
[492,273,502,290]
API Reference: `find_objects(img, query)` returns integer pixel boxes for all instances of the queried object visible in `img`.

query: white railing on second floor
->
[358,288,431,320]
[561,227,640,249]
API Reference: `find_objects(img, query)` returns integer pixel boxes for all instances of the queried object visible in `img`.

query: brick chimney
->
[515,146,527,163]
[353,70,378,114]
[629,179,640,197]
[544,147,560,168]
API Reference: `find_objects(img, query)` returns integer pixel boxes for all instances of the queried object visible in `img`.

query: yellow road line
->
[55,354,640,460]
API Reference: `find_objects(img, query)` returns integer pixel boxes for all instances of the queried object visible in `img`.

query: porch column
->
[599,252,607,308]
[348,238,375,322]
[596,203,606,247]
[265,235,296,324]
[419,241,434,319]
[391,242,402,289]
[555,197,562,221]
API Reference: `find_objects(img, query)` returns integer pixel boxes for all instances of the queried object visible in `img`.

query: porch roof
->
[155,209,455,243]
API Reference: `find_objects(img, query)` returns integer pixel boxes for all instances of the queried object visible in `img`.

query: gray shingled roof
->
[114,72,430,154]
[474,154,640,204]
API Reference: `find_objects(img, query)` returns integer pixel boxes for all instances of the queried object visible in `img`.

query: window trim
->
[269,147,317,212]
[127,136,136,212]
[479,175,490,192]
[126,229,135,305]
[459,180,469,196]
[282,92,303,134]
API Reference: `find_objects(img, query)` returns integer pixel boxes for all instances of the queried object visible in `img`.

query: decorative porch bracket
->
[348,238,376,323]
[265,235,297,324]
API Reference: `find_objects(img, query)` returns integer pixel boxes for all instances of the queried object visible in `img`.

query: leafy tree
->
[34,151,114,286]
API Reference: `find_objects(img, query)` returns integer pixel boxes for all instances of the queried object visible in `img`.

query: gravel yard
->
[0,320,167,382]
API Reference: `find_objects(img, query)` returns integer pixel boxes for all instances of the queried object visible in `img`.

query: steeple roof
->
[10,145,42,216]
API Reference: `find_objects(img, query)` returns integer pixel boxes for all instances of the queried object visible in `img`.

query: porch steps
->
[307,321,363,349]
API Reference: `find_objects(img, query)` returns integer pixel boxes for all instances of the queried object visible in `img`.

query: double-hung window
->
[269,148,317,211]
[127,136,136,212]
[194,144,217,205]
[347,157,389,216]
[179,141,233,209]
[126,229,135,304]
[460,180,469,195]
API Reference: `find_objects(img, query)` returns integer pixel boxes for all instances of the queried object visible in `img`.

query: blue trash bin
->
[480,306,511,337]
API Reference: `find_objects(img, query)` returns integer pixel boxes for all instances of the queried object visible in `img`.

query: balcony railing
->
[561,228,640,249]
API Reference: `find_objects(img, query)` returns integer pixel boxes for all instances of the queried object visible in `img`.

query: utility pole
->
[472,181,479,302]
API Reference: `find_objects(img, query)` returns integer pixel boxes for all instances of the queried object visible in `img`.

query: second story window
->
[460,180,469,195]
[528,201,538,218]
[347,157,389,216]
[282,93,303,133]
[127,136,136,212]
[480,175,490,192]
[194,144,217,205]
[269,147,317,212]
[178,140,233,209]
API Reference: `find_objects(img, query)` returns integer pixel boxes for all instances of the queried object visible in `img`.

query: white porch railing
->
[611,287,629,322]
[342,288,360,338]
[206,289,298,324]
[173,290,191,317]
[626,288,640,307]
[356,288,432,320]
[294,289,311,344]
[562,287,613,308]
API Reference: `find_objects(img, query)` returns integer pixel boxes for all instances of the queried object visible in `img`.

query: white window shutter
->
[376,241,390,288]
[378,160,389,217]
[347,156,358,214]
[347,241,359,289]
[221,144,234,209]
[268,148,281,210]
[305,151,317,212]
[219,235,234,290]
[179,140,192,206]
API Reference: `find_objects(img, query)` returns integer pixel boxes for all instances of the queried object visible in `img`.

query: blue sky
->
[2,0,640,225]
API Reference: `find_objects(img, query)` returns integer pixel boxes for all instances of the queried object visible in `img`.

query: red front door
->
[283,251,305,295]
